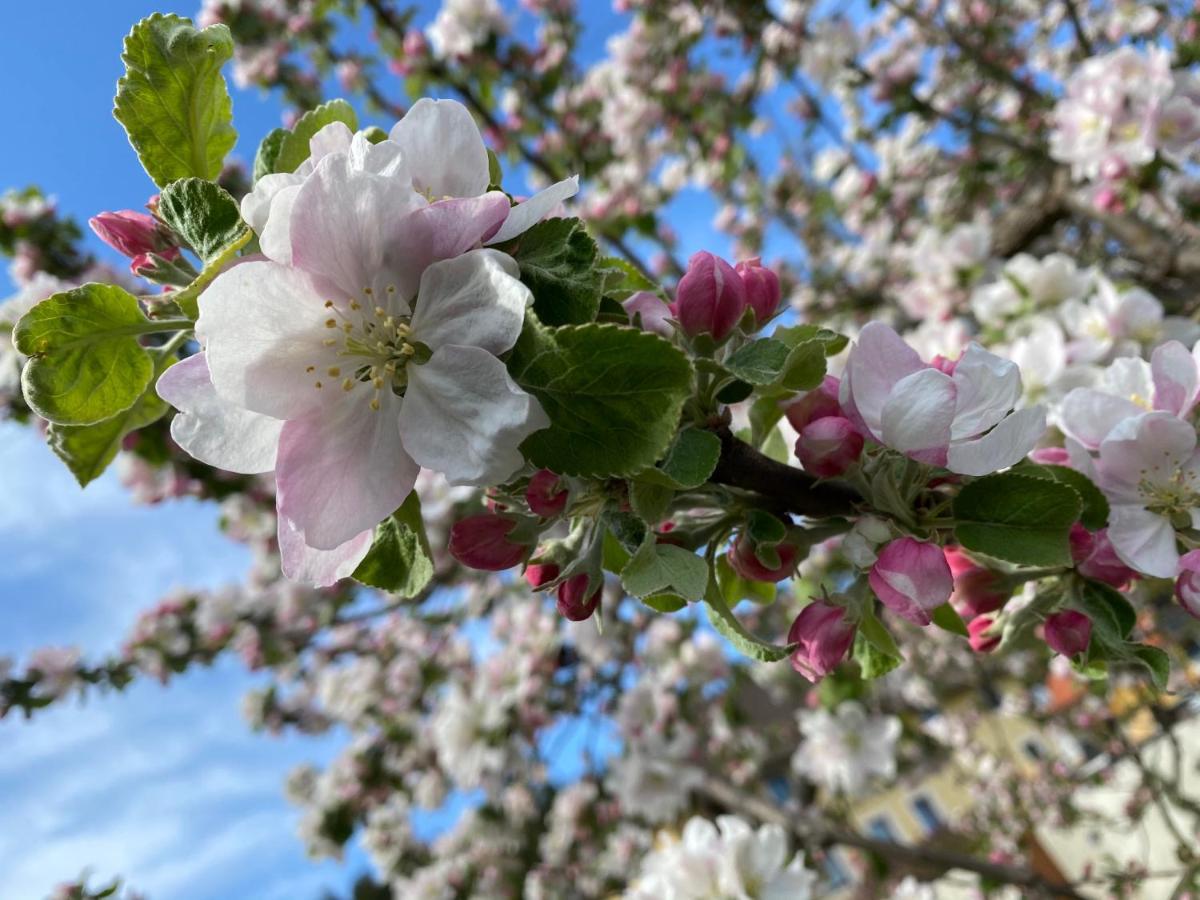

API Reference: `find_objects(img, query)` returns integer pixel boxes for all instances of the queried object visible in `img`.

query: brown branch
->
[697,774,1087,899]
[707,426,860,519]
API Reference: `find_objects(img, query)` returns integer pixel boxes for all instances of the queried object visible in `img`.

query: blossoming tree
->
[6,1,1200,897]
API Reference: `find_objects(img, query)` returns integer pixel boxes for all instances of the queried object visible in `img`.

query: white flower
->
[792,702,900,795]
[427,0,508,59]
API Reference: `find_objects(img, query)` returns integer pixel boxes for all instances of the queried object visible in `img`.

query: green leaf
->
[952,473,1082,567]
[641,593,688,613]
[853,631,902,679]
[702,578,794,662]
[508,319,693,477]
[632,427,722,489]
[274,99,358,174]
[47,356,173,486]
[776,340,828,391]
[859,610,902,658]
[497,217,601,326]
[1016,463,1110,531]
[113,14,237,187]
[15,284,158,425]
[773,324,848,356]
[596,255,656,301]
[1073,579,1136,646]
[620,537,708,600]
[157,178,248,265]
[746,509,787,546]
[628,481,673,524]
[749,393,787,448]
[724,338,791,385]
[253,128,289,183]
[930,603,969,637]
[1128,644,1170,690]
[601,529,632,574]
[351,493,434,596]
[486,149,503,189]
[715,555,776,606]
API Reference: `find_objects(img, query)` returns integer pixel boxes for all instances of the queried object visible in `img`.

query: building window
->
[911,794,943,833]
[823,850,852,890]
[866,814,898,843]
[1023,738,1045,761]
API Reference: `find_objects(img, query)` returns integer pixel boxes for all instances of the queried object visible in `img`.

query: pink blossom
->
[734,257,781,327]
[1175,549,1200,619]
[671,251,747,342]
[868,537,953,626]
[794,416,863,477]
[1043,610,1092,657]
[556,574,601,621]
[526,469,568,517]
[967,616,1000,653]
[449,514,529,571]
[787,602,856,682]
[727,534,798,582]
[784,375,842,432]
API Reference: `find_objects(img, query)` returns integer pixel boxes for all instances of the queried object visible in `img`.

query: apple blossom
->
[792,702,900,795]
[945,547,1008,618]
[967,616,1000,654]
[448,514,529,571]
[1174,549,1200,618]
[840,323,1047,476]
[784,374,842,432]
[734,256,781,326]
[525,469,568,517]
[787,601,856,681]
[869,537,954,626]
[727,534,798,582]
[671,250,746,342]
[556,574,601,621]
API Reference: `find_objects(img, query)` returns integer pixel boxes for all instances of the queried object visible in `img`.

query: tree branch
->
[707,426,860,519]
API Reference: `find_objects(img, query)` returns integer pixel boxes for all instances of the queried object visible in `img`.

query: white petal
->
[155,353,282,474]
[1108,505,1179,578]
[278,514,372,587]
[946,406,1047,476]
[1058,387,1144,450]
[258,183,301,266]
[240,171,303,235]
[388,98,490,199]
[410,250,530,355]
[197,260,336,421]
[1098,411,1198,501]
[275,393,420,550]
[400,345,549,485]
[305,121,355,168]
[843,322,926,438]
[880,368,956,461]
[486,176,580,245]
[1151,340,1200,416]
[950,343,1021,440]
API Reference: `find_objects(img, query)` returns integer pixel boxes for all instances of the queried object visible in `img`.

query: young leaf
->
[274,99,359,174]
[253,128,289,183]
[952,472,1081,567]
[859,609,902,658]
[620,536,709,600]
[715,555,776,606]
[1073,579,1136,646]
[15,284,158,425]
[113,14,237,187]
[351,493,434,596]
[157,178,248,265]
[724,338,791,385]
[930,603,969,637]
[1016,463,1110,531]
[853,631,902,679]
[46,355,173,487]
[508,319,692,477]
[702,578,794,662]
[496,217,602,326]
[1128,644,1170,691]
[595,255,656,301]
[632,427,722,489]
[628,481,673,525]
[772,323,849,356]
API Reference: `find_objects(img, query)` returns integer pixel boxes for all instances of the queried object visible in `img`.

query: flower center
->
[306,287,422,411]
[1139,465,1200,521]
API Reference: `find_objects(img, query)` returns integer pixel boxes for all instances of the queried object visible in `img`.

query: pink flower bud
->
[734,257,781,327]
[784,375,842,432]
[448,514,528,571]
[787,601,856,681]
[556,574,601,621]
[727,534,799,582]
[1029,447,1071,466]
[623,291,673,336]
[525,562,561,590]
[129,246,182,277]
[945,547,1008,618]
[868,537,953,626]
[968,615,1000,653]
[1175,549,1200,618]
[1071,524,1137,589]
[671,251,746,342]
[89,210,173,258]
[795,415,864,477]
[1043,610,1092,657]
[526,469,568,517]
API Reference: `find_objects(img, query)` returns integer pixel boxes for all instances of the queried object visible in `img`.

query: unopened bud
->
[448,514,528,571]
[526,469,568,517]
[868,537,953,626]
[556,574,601,621]
[671,251,746,342]
[1043,610,1092,657]
[787,601,856,682]
[795,415,863,477]
[735,257,781,327]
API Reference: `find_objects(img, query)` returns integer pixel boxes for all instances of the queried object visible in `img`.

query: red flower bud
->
[734,257,781,327]
[556,574,601,621]
[968,615,1001,653]
[1176,549,1200,619]
[524,562,561,590]
[1043,610,1092,657]
[526,469,568,517]
[795,415,863,477]
[944,547,1009,618]
[1071,525,1136,589]
[671,251,746,342]
[89,210,174,258]
[784,375,842,432]
[448,514,528,571]
[787,601,856,682]
[869,538,953,626]
[727,534,798,582]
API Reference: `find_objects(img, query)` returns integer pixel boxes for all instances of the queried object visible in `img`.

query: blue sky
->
[0,3,740,897]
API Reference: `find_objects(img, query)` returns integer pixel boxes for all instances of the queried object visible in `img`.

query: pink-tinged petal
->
[880,368,955,463]
[623,291,673,336]
[387,193,512,298]
[409,250,530,355]
[155,353,282,474]
[1058,387,1144,450]
[1098,412,1198,502]
[843,322,926,438]
[289,151,425,304]
[1108,505,1179,578]
[306,121,355,166]
[946,406,1047,476]
[487,176,580,245]
[400,345,549,486]
[344,130,407,178]
[1151,340,1200,416]
[240,171,304,236]
[388,98,490,199]
[275,393,420,550]
[868,537,953,626]
[949,343,1021,440]
[197,260,338,420]
[278,514,372,587]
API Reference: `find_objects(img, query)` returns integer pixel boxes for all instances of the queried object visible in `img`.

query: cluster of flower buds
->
[786,375,864,478]
[670,251,781,342]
